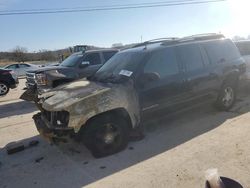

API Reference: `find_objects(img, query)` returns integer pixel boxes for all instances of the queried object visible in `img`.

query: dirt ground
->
[0,79,250,188]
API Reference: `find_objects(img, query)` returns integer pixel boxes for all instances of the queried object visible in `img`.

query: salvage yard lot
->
[0,79,250,188]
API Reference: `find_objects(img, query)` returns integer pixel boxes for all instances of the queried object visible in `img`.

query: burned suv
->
[32,34,245,158]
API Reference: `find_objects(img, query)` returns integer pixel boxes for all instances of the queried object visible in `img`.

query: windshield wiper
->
[94,73,118,83]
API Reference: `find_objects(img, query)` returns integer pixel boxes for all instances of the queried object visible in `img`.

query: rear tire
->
[82,115,129,158]
[0,82,9,96]
[216,81,236,111]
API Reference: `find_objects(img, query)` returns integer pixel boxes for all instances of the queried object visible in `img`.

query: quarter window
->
[144,48,179,78]
[202,39,240,64]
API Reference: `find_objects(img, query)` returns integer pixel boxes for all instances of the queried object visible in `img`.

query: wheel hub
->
[222,87,233,106]
[0,83,8,95]
[103,132,115,144]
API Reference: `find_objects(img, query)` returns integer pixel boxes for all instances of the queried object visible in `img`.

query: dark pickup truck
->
[22,49,118,101]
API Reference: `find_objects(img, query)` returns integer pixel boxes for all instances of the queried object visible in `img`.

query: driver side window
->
[144,48,179,79]
[83,53,101,65]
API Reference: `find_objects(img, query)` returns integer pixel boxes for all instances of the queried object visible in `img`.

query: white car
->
[4,63,40,77]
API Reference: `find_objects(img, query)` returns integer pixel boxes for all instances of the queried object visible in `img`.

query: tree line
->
[0,46,71,63]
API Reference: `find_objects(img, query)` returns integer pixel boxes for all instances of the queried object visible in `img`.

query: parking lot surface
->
[0,79,250,188]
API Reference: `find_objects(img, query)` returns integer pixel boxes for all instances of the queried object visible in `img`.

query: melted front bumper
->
[33,113,73,143]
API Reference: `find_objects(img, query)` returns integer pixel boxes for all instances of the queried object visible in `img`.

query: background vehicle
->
[25,49,118,93]
[235,40,250,82]
[4,63,40,77]
[32,34,245,158]
[0,68,19,95]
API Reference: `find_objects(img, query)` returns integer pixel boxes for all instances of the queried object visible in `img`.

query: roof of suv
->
[125,33,226,53]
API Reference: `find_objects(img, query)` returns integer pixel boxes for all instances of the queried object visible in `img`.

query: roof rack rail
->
[132,37,179,48]
[180,33,225,42]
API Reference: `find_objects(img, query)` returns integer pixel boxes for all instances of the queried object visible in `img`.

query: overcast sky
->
[0,0,249,52]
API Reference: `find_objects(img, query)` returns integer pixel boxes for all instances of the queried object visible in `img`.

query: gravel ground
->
[0,79,250,188]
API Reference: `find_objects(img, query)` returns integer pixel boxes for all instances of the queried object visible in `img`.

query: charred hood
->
[40,80,110,110]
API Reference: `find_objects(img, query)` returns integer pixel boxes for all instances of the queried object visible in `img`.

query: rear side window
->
[177,44,204,71]
[103,51,117,62]
[202,39,240,64]
[6,64,18,69]
[19,64,30,68]
[84,53,101,65]
[144,47,179,78]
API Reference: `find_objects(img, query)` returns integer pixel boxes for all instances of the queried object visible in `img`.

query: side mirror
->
[79,61,90,68]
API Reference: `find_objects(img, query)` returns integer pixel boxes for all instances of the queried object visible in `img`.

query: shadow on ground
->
[1,94,250,188]
[0,100,37,119]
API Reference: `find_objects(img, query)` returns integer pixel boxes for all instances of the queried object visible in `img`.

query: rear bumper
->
[33,113,73,143]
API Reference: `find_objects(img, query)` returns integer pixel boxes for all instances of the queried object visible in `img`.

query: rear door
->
[78,52,102,78]
[138,47,190,114]
[176,43,219,100]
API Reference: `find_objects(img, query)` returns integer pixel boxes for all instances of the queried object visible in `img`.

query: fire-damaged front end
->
[32,79,140,143]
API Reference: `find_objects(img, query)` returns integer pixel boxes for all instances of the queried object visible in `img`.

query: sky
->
[0,0,249,52]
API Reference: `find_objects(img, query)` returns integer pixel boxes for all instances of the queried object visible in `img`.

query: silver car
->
[4,63,40,77]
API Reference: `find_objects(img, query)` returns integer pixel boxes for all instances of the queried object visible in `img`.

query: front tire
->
[0,82,9,96]
[216,82,236,111]
[83,115,129,158]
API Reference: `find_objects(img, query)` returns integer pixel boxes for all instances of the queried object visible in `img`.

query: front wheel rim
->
[0,83,8,95]
[95,123,122,150]
[222,87,234,107]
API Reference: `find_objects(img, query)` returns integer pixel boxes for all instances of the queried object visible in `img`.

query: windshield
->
[60,54,83,67]
[93,51,145,82]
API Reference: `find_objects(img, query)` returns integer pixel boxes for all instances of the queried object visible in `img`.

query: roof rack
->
[179,33,225,42]
[131,33,225,48]
[132,37,179,48]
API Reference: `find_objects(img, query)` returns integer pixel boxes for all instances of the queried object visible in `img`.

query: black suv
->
[23,49,118,100]
[32,34,245,158]
[0,68,19,95]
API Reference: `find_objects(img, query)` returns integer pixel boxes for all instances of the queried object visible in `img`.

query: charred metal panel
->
[39,79,140,132]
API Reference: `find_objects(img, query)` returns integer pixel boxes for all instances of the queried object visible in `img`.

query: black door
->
[176,43,219,101]
[138,47,190,115]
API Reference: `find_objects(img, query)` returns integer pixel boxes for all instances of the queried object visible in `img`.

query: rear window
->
[202,39,240,64]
